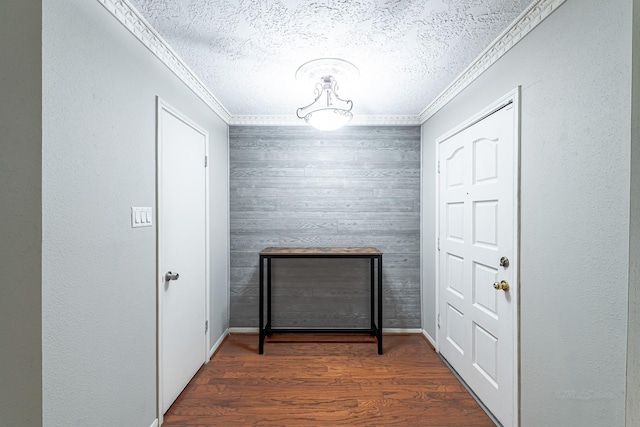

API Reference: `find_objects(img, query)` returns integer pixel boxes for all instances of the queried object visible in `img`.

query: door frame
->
[434,87,520,425]
[156,97,211,423]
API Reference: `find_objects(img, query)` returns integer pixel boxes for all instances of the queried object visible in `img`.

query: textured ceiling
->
[128,0,533,117]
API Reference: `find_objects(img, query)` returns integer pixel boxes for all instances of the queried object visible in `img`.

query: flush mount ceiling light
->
[295,58,359,131]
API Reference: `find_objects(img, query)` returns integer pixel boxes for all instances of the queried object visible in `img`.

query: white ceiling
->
[128,0,534,118]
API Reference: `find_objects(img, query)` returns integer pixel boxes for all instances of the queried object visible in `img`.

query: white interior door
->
[437,95,518,426]
[158,99,209,415]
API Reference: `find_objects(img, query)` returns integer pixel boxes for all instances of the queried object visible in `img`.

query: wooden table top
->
[260,246,383,256]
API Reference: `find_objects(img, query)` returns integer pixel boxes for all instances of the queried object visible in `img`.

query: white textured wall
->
[209,128,230,349]
[41,1,228,425]
[421,119,437,341]
[421,0,632,425]
[628,1,640,425]
[0,3,42,426]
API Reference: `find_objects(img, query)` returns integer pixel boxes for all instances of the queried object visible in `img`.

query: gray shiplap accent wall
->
[229,126,421,328]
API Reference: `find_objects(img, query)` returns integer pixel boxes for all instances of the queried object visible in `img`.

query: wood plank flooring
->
[162,333,494,426]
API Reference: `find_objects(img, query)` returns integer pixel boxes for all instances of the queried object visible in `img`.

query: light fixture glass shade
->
[304,108,353,131]
[296,75,354,131]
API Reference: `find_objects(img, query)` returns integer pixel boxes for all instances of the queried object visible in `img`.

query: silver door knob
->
[165,271,179,281]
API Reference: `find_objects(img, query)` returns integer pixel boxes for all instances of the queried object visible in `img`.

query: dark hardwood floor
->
[162,333,494,426]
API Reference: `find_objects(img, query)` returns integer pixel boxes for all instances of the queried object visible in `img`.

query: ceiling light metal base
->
[295,58,360,85]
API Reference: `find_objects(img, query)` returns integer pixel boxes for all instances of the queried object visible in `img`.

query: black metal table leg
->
[259,255,264,354]
[370,258,375,335]
[266,257,272,336]
[377,255,383,355]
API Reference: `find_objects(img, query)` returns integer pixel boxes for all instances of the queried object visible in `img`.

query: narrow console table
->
[259,246,383,355]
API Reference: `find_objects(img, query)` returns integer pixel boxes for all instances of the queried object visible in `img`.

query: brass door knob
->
[493,280,510,291]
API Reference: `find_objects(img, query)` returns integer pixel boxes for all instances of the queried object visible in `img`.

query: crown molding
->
[228,115,302,126]
[418,0,567,123]
[350,115,421,126]
[97,0,232,123]
[229,115,421,126]
[98,0,565,128]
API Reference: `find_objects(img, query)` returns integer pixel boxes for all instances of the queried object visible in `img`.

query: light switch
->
[131,207,153,228]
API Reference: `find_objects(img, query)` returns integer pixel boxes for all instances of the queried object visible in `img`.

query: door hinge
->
[437,237,440,251]
[204,156,208,167]
[437,313,440,329]
[205,320,208,334]
[437,161,440,173]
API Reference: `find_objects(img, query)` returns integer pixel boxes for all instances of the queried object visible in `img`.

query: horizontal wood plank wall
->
[229,126,421,328]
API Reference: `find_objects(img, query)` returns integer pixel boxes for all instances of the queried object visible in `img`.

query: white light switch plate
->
[131,207,153,228]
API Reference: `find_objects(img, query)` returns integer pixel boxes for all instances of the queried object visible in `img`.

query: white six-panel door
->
[437,95,518,426]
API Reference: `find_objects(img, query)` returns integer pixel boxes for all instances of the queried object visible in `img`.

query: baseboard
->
[421,329,437,348]
[384,328,422,334]
[228,327,259,334]
[228,327,423,334]
[150,419,158,427]
[208,328,230,359]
